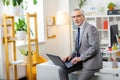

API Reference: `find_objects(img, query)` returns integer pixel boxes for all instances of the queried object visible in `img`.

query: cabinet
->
[85,15,120,48]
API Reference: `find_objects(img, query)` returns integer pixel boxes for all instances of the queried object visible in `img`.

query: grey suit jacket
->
[72,22,103,70]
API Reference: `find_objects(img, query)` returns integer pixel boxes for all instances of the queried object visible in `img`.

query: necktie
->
[77,28,80,57]
[78,28,80,46]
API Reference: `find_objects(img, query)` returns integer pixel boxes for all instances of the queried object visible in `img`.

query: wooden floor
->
[19,77,27,80]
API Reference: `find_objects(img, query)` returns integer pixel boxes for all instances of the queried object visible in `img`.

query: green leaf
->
[33,0,37,5]
[15,18,27,31]
[2,0,10,6]
[12,0,23,6]
[17,0,23,5]
[78,0,86,8]
[6,1,10,6]
[2,0,6,5]
[19,49,27,56]
[12,0,17,6]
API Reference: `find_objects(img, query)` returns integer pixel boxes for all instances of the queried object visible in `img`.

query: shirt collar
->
[78,20,86,30]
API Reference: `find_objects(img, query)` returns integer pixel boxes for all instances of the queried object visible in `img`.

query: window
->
[24,0,45,42]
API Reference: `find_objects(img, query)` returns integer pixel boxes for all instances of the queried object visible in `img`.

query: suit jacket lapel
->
[79,22,87,46]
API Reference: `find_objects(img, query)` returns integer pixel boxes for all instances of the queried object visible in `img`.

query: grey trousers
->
[59,65,98,80]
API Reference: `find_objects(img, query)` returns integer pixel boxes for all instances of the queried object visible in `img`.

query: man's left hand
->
[71,57,81,64]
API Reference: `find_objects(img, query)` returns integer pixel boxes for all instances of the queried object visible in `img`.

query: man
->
[59,9,103,80]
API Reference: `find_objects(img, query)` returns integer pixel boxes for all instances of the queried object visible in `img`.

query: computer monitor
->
[110,24,118,47]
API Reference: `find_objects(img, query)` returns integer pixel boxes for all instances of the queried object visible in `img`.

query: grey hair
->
[73,8,85,17]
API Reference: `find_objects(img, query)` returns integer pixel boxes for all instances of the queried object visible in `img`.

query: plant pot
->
[16,31,26,40]
[109,6,114,10]
[24,56,28,64]
[2,5,24,16]
[10,6,24,16]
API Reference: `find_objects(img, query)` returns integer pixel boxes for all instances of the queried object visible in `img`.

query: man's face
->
[71,10,85,27]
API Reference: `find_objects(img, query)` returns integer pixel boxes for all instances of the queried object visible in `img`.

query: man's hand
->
[71,57,81,64]
[62,56,72,62]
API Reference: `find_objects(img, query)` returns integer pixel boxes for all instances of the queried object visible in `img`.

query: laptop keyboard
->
[65,61,73,68]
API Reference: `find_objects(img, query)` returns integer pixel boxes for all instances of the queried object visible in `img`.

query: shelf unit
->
[2,14,21,80]
[85,15,120,48]
[85,15,120,61]
[2,13,39,80]
[26,13,39,80]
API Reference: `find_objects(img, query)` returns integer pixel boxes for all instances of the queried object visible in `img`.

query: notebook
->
[47,54,74,69]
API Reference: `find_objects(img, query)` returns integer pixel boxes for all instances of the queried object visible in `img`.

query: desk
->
[36,61,120,80]
[102,49,120,61]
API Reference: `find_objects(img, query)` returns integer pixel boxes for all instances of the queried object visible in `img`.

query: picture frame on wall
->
[46,16,56,38]
[47,16,55,25]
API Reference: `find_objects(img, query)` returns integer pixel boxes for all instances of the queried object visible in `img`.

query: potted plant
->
[2,0,37,6]
[2,0,23,6]
[19,48,28,56]
[12,0,38,8]
[19,48,33,64]
[2,0,24,15]
[15,17,33,40]
[2,0,37,15]
[15,17,27,40]
[78,0,86,9]
[107,2,116,10]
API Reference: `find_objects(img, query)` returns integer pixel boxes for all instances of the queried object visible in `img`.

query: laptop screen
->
[47,54,73,69]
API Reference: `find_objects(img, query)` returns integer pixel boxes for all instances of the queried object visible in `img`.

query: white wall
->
[41,0,71,58]
[69,0,120,16]
[0,1,6,79]
[0,20,4,80]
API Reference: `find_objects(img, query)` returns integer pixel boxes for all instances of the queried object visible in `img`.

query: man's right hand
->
[62,56,72,62]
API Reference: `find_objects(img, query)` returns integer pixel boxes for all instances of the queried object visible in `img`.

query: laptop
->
[47,54,74,69]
